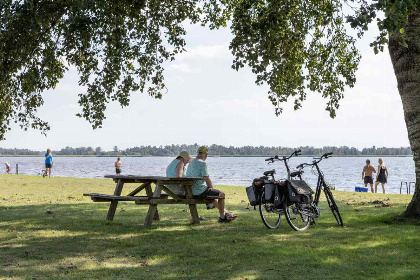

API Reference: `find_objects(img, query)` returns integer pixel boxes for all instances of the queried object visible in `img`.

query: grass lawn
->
[1,175,419,280]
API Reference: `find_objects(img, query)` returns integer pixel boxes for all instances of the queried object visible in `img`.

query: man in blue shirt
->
[187,146,237,223]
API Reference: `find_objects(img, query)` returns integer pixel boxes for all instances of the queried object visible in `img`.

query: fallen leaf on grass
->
[4,263,20,267]
[57,264,77,270]
[140,261,149,266]
[24,250,34,257]
[371,200,383,204]
[382,203,394,207]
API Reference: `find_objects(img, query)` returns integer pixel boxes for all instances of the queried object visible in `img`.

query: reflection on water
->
[0,156,415,194]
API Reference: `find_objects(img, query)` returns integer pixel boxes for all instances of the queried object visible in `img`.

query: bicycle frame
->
[312,161,329,206]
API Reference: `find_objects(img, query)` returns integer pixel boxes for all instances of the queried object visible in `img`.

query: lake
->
[0,156,415,194]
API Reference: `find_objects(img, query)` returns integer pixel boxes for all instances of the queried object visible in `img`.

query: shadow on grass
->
[1,202,420,279]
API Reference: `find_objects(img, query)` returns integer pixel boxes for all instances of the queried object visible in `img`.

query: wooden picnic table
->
[83,175,219,226]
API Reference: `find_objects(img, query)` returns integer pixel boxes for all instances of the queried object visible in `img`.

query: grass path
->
[1,175,419,279]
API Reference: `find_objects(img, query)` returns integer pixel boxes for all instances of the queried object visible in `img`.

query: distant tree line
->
[0,145,413,156]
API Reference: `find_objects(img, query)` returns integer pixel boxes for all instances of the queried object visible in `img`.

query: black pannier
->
[246,178,264,206]
[246,185,258,206]
[287,180,314,204]
[264,183,275,203]
[273,183,286,208]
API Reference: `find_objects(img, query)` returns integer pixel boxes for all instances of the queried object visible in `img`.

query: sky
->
[0,21,410,151]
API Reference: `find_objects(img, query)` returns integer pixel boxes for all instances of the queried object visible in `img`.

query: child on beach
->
[115,157,122,175]
[5,162,11,174]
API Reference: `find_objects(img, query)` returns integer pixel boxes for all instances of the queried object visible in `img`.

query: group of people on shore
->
[4,148,53,177]
[3,149,392,198]
[362,158,389,193]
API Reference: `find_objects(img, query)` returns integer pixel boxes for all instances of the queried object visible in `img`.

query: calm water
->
[1,156,415,194]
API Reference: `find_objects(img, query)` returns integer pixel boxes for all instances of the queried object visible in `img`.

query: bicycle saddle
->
[263,169,276,176]
[290,170,304,177]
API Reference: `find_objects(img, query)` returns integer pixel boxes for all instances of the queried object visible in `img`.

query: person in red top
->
[362,159,376,193]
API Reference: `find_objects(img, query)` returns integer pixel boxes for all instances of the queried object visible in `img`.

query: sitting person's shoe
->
[206,203,215,210]
[218,212,237,223]
[225,211,237,220]
[218,216,231,223]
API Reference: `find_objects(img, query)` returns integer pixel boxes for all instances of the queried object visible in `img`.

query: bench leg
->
[145,184,160,221]
[106,180,124,221]
[144,184,162,226]
[189,204,200,224]
[145,205,158,226]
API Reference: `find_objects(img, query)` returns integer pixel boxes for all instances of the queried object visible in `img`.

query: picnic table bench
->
[83,175,220,226]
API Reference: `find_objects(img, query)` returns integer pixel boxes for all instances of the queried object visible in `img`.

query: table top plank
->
[104,175,204,181]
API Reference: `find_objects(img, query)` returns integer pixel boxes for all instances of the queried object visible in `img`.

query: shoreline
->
[0,155,414,158]
[0,174,413,195]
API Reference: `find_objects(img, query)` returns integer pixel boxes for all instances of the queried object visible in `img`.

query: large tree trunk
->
[388,11,420,218]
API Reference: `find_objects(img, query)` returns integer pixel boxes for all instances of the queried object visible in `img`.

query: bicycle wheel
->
[324,187,344,226]
[259,188,281,229]
[283,198,310,231]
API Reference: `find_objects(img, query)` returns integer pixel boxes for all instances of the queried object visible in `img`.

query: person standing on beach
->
[115,157,122,175]
[5,162,11,174]
[375,158,388,194]
[43,149,53,178]
[362,159,376,193]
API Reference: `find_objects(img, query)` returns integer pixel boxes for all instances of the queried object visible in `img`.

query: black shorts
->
[45,163,52,168]
[116,168,122,174]
[364,176,373,184]
[194,188,221,198]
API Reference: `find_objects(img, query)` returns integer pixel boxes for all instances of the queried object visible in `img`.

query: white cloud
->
[167,63,201,74]
[177,43,230,60]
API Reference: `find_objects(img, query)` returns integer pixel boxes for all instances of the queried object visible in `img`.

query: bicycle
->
[296,152,344,227]
[257,150,309,229]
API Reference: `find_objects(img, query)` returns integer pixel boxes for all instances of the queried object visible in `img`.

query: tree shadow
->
[1,202,420,279]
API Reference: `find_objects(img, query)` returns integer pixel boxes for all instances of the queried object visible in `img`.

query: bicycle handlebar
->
[296,152,333,169]
[265,150,301,163]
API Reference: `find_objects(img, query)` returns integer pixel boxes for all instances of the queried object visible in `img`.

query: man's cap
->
[178,151,192,161]
[197,146,208,154]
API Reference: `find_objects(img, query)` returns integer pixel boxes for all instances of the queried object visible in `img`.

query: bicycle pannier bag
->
[246,186,258,206]
[287,183,300,203]
[288,180,314,196]
[246,179,264,206]
[287,180,313,204]
[273,183,286,208]
[264,183,275,203]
